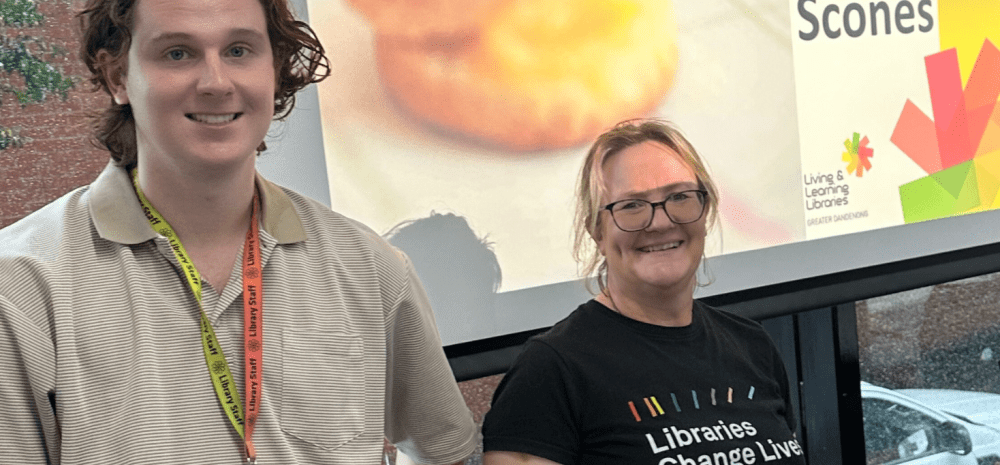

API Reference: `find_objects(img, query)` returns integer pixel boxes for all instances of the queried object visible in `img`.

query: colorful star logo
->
[843,132,874,177]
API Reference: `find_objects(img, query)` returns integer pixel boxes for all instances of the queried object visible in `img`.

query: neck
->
[598,278,695,327]
[136,155,256,250]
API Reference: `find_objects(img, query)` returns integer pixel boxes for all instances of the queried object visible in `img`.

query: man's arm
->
[383,253,477,464]
[0,295,59,463]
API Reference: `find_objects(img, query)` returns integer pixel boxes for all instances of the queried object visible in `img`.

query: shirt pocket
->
[279,328,366,450]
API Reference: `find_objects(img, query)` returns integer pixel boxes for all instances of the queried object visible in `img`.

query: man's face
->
[110,0,276,172]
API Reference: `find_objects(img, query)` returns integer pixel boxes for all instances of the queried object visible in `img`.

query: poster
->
[306,0,1000,343]
[794,0,1000,239]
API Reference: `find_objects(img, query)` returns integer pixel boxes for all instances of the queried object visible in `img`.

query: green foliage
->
[0,0,78,152]
[0,0,77,151]
[0,125,31,149]
[0,0,43,27]
[1,37,75,104]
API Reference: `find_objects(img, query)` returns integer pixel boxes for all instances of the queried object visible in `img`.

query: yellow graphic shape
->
[938,0,1000,83]
[974,151,1000,208]
[842,144,860,176]
[650,396,665,415]
[978,109,1000,157]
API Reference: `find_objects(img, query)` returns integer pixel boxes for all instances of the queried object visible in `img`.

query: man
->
[0,0,476,463]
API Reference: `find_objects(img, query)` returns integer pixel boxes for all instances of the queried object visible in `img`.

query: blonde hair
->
[572,119,720,294]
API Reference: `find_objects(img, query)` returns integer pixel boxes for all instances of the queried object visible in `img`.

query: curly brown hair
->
[77,0,330,168]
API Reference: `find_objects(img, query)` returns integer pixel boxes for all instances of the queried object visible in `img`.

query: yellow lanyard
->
[132,171,263,463]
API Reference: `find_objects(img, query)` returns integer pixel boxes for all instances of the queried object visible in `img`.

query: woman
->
[482,120,805,465]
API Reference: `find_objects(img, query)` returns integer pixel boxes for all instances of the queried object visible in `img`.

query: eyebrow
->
[148,28,268,46]
[618,181,701,199]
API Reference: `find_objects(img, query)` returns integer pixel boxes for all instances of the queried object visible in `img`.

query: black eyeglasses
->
[603,190,708,232]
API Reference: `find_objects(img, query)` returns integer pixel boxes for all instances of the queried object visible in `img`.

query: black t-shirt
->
[482,300,806,465]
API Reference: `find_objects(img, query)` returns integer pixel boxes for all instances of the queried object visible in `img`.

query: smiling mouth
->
[186,113,242,124]
[639,241,682,252]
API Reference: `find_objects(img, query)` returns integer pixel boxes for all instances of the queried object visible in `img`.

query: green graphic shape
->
[900,161,981,223]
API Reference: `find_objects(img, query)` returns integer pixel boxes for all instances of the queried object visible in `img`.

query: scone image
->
[375,0,679,150]
[345,0,500,40]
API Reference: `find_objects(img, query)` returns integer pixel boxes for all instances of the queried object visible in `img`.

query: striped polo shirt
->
[0,162,477,464]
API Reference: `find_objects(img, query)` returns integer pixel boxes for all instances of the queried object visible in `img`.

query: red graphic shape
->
[964,40,1000,155]
[926,49,973,169]
[892,100,942,174]
[858,136,874,176]
[628,401,641,422]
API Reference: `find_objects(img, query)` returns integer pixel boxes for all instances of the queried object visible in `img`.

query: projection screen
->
[263,0,1000,345]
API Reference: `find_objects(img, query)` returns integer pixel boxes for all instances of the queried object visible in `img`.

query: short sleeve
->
[383,253,477,465]
[482,340,581,465]
[0,295,59,464]
[772,344,798,434]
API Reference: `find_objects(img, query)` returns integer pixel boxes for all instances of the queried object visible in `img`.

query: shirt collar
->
[89,161,307,245]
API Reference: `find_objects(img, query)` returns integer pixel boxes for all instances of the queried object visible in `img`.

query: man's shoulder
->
[0,186,93,263]
[0,186,96,305]
[276,186,411,274]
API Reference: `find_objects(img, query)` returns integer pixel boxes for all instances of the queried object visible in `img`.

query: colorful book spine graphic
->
[891,39,1000,224]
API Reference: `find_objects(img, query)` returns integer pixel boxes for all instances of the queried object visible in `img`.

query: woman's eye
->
[167,49,187,60]
[669,192,692,202]
[619,201,644,210]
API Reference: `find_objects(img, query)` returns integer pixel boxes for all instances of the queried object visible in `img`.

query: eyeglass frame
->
[601,189,709,232]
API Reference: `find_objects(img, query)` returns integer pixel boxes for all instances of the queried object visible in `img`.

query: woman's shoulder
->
[698,301,776,341]
[532,300,611,344]
[514,300,628,370]
[696,300,766,331]
[696,301,780,352]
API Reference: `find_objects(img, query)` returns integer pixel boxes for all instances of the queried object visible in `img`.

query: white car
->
[862,382,1000,465]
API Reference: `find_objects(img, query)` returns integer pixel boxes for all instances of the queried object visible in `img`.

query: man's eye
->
[167,49,187,60]
[229,46,247,57]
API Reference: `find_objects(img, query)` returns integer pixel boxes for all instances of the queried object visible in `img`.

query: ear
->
[590,224,603,243]
[98,50,130,105]
[589,217,606,255]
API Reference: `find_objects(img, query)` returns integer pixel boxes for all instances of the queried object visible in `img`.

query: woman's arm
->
[483,451,564,465]
[396,452,465,465]
[481,340,581,465]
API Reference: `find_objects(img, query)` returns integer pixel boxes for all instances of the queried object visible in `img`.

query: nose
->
[645,202,676,230]
[197,55,234,97]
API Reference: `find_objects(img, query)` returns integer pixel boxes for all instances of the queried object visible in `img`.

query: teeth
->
[189,113,237,124]
[641,242,681,252]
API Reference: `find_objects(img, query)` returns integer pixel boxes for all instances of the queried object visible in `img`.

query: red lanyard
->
[242,196,263,463]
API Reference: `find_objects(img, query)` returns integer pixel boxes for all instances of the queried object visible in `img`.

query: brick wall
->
[1,0,108,228]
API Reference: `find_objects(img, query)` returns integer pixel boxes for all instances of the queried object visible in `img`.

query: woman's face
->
[596,141,707,298]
